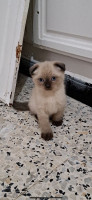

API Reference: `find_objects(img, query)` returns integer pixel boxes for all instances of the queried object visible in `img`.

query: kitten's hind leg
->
[29,106,38,120]
[52,111,63,126]
[38,112,53,141]
[28,100,37,115]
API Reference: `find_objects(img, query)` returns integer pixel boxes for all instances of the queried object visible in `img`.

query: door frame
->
[0,0,29,105]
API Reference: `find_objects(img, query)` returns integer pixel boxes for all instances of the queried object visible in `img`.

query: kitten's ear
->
[54,62,66,72]
[29,64,39,77]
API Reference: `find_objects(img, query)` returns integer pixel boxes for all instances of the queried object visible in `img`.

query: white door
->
[33,0,92,62]
[0,0,29,105]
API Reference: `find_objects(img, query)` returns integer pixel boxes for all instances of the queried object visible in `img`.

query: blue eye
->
[39,78,44,82]
[51,76,56,81]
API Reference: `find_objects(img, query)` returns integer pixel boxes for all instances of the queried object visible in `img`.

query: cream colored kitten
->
[28,61,66,140]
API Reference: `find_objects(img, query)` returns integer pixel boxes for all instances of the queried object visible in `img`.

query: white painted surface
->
[0,0,29,105]
[22,0,92,80]
[47,0,92,38]
[33,0,92,61]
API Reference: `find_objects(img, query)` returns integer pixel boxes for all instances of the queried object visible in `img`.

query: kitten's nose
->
[44,80,51,89]
[45,84,51,89]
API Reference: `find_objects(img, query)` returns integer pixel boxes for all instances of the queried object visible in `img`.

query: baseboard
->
[19,57,92,107]
[65,75,92,107]
[19,57,34,77]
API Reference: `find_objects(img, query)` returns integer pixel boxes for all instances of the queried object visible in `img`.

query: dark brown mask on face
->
[29,61,66,92]
[44,78,51,90]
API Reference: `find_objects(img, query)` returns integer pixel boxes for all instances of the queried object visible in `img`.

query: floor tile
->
[0,74,92,200]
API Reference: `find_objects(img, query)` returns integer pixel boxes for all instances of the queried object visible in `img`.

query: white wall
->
[22,0,92,81]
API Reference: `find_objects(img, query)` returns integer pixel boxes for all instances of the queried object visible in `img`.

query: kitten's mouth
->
[45,87,52,90]
[44,85,52,90]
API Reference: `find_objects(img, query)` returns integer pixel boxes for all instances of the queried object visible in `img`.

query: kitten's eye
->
[51,76,56,81]
[39,78,44,82]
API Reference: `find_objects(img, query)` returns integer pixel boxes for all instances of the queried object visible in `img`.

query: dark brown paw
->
[41,132,53,141]
[52,119,63,126]
[35,114,38,120]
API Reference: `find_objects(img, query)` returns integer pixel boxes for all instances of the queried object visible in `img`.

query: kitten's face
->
[30,61,65,92]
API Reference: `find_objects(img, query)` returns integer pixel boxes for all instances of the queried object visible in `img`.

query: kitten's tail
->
[13,101,29,111]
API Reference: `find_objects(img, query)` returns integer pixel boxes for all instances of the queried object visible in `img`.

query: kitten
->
[28,61,66,140]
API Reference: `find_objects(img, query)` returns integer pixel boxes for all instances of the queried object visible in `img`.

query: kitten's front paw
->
[35,114,38,120]
[41,132,53,141]
[52,119,63,126]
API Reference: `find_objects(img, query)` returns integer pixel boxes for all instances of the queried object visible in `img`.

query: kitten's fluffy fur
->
[28,61,66,140]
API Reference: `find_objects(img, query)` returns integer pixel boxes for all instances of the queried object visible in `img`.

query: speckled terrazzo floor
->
[0,73,92,200]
